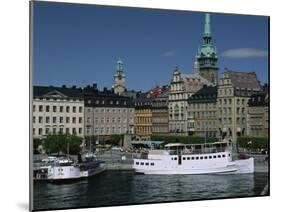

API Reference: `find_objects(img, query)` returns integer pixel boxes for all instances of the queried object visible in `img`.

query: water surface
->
[33,171,268,210]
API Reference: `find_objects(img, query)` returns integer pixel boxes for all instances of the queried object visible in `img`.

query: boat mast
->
[204,104,207,151]
[67,140,70,159]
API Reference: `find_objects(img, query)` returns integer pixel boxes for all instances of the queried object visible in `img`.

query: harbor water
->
[33,171,268,210]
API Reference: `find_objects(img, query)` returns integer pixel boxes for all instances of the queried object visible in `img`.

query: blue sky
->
[33,2,269,91]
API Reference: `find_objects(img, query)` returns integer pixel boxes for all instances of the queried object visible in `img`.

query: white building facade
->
[32,86,84,138]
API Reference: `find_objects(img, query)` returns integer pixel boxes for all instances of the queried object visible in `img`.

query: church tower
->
[113,59,126,95]
[196,13,218,85]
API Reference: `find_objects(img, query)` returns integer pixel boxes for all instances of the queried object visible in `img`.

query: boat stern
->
[234,157,254,174]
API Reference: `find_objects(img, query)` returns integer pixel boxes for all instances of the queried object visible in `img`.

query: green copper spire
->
[196,13,217,66]
[204,13,211,36]
[196,13,218,85]
[116,58,124,75]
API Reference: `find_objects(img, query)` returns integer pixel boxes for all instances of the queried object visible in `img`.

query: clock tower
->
[113,59,126,95]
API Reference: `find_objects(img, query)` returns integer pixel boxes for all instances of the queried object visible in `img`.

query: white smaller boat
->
[34,152,106,181]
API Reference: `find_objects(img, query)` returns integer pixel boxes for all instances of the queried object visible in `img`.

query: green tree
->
[110,134,123,146]
[33,138,42,154]
[43,134,83,154]
[237,136,268,150]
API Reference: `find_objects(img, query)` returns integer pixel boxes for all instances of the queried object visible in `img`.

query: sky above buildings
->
[33,1,269,91]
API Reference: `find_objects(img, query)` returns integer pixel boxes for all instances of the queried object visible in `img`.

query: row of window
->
[34,116,83,124]
[34,127,83,135]
[196,121,217,129]
[218,117,246,125]
[87,108,134,113]
[135,117,152,123]
[135,162,155,166]
[218,88,233,96]
[171,154,229,161]
[152,117,169,123]
[88,117,133,124]
[87,99,129,106]
[135,126,152,134]
[188,103,216,110]
[34,105,83,113]
[90,127,132,134]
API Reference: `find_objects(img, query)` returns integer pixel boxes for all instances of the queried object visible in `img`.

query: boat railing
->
[167,147,228,155]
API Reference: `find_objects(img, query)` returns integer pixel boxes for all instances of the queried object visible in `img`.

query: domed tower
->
[196,13,218,85]
[113,59,126,95]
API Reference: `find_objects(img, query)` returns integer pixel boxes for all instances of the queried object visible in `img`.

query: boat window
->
[204,156,208,159]
[196,157,199,160]
[213,155,217,158]
[151,163,154,166]
[171,158,173,160]
[222,154,226,158]
[136,162,139,165]
[191,157,194,160]
[200,157,203,160]
[218,155,221,158]
[174,157,177,160]
[187,157,190,160]
[141,162,144,165]
[183,157,186,160]
[228,154,231,157]
[145,163,149,166]
[209,156,212,159]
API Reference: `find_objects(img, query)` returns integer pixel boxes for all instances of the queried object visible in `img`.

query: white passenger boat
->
[133,142,254,175]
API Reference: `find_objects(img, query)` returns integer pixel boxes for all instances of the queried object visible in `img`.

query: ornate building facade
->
[196,13,218,85]
[168,67,211,134]
[217,70,262,140]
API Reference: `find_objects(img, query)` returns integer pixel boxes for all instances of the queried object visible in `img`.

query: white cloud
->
[162,50,176,57]
[221,48,268,58]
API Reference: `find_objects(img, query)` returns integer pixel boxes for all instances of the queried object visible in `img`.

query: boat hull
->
[134,165,237,175]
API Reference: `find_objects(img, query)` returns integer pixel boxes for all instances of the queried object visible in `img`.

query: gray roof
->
[181,73,212,93]
[226,71,261,90]
[33,85,83,99]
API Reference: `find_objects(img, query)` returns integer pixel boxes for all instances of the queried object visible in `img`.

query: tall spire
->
[195,13,218,85]
[204,13,211,37]
[116,58,124,75]
[113,58,126,95]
